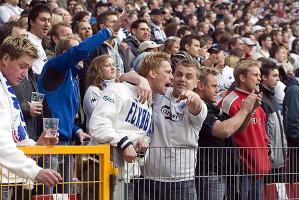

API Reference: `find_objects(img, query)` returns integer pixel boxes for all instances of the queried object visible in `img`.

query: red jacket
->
[219,88,270,174]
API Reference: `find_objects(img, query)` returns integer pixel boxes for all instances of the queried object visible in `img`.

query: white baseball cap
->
[138,41,162,53]
[252,25,265,33]
[242,37,256,46]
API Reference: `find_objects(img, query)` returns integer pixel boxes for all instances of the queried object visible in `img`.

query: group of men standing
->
[0,33,288,200]
[0,7,291,200]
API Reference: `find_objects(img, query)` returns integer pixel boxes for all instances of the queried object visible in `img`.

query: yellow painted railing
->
[17,145,118,200]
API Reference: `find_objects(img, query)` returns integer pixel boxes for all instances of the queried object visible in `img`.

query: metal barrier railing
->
[113,146,297,200]
[0,145,118,200]
[1,146,299,200]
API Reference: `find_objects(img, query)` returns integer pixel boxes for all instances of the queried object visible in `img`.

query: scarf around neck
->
[0,72,27,142]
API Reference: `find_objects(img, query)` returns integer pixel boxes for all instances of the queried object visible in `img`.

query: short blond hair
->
[234,59,260,86]
[198,67,219,84]
[137,52,171,78]
[55,34,81,55]
[176,59,200,79]
[51,13,64,25]
[0,35,38,60]
[225,55,240,69]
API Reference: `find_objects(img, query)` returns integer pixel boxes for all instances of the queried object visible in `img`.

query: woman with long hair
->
[83,54,116,130]
[163,37,180,56]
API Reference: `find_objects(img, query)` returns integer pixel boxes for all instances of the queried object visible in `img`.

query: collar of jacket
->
[260,83,275,96]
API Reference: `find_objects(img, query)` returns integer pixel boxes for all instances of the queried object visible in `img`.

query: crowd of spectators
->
[1,0,299,199]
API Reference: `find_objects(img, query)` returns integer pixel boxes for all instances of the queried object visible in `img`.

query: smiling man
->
[219,59,270,200]
[172,35,202,69]
[122,20,151,57]
[28,4,51,74]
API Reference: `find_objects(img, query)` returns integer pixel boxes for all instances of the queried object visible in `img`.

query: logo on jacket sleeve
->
[91,97,97,103]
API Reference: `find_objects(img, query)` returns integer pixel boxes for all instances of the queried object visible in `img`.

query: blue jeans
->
[240,176,264,200]
[135,178,196,200]
[43,141,74,194]
[195,175,226,200]
[1,187,12,200]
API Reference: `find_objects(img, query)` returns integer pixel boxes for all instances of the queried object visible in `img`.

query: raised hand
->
[111,13,127,34]
[176,90,200,106]
[240,93,257,114]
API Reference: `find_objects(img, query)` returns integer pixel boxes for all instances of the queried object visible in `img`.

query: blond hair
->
[225,55,240,69]
[0,35,38,60]
[176,59,200,79]
[137,52,171,78]
[234,59,260,86]
[198,67,219,84]
[55,34,81,55]
[51,13,64,25]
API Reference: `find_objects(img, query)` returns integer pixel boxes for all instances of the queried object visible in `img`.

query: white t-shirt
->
[0,3,23,23]
[274,80,286,110]
[216,66,234,103]
[289,35,296,51]
[143,88,207,182]
[291,53,299,70]
[249,15,259,25]
[28,32,47,74]
[83,86,101,130]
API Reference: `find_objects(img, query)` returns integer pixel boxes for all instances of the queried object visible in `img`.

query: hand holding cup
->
[30,92,44,117]
[41,118,59,146]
